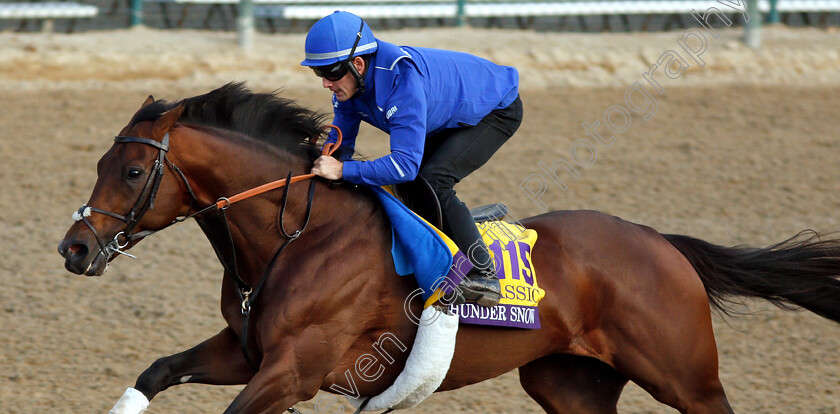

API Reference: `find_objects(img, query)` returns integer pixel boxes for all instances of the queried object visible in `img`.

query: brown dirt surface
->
[1,26,839,413]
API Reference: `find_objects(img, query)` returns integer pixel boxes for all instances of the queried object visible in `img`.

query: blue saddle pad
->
[371,186,459,302]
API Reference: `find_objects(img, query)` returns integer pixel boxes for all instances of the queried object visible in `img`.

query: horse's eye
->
[127,167,144,180]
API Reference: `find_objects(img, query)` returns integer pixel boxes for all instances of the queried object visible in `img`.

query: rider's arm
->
[342,65,427,186]
[324,96,360,161]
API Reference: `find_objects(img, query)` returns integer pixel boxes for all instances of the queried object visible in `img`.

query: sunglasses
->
[312,62,349,82]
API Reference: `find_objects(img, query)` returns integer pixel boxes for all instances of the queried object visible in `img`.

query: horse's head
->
[58,96,189,276]
[59,83,333,276]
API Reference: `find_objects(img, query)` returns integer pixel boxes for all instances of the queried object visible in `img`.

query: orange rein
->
[214,125,342,210]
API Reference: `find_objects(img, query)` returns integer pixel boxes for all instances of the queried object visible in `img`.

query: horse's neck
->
[176,124,309,192]
[173,126,314,275]
[173,125,385,286]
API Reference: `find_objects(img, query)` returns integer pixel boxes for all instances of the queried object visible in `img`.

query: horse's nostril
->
[70,243,89,259]
[61,242,89,261]
[60,239,92,275]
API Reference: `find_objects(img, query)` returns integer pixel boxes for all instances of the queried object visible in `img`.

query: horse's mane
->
[130,82,328,160]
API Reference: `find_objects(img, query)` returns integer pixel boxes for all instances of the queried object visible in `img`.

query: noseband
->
[72,132,197,267]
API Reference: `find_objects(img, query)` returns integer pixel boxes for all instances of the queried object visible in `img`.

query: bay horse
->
[58,83,840,414]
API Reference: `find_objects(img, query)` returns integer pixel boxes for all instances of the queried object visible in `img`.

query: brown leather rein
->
[214,126,342,210]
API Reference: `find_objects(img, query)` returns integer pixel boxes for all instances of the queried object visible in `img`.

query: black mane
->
[131,82,327,160]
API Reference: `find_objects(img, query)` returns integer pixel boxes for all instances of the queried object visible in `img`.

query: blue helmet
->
[301,11,378,67]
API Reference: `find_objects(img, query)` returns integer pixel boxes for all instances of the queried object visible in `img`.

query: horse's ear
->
[121,95,158,134]
[141,95,155,109]
[153,103,185,138]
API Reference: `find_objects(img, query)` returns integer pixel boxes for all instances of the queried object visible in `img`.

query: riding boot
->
[459,267,501,307]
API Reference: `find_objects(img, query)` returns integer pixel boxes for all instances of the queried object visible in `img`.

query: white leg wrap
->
[108,388,149,414]
[347,306,459,411]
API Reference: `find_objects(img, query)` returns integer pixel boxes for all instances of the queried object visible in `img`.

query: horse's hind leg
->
[604,267,735,414]
[518,354,628,414]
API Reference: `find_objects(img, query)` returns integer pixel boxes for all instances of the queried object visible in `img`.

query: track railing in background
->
[135,0,840,27]
[125,0,840,50]
[0,1,98,32]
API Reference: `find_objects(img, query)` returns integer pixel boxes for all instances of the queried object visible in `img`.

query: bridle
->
[72,132,198,267]
[71,124,343,377]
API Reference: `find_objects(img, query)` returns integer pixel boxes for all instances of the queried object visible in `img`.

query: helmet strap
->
[344,19,368,98]
[348,58,367,97]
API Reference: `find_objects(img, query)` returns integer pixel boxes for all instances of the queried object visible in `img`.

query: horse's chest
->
[219,292,247,335]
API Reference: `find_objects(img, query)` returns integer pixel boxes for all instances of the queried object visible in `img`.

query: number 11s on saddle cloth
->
[388,180,545,329]
[58,83,840,414]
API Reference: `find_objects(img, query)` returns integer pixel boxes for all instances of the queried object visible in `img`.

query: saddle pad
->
[373,186,545,329]
[372,186,464,303]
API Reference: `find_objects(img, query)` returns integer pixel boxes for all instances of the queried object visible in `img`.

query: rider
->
[303,11,522,308]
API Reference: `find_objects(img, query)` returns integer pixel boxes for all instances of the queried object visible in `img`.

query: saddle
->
[393,177,508,228]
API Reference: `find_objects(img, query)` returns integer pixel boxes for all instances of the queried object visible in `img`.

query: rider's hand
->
[311,155,343,180]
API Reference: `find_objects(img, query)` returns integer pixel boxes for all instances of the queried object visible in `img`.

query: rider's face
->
[318,57,365,102]
[322,72,358,102]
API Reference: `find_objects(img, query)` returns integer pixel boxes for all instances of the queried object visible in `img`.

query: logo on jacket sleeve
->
[386,106,398,120]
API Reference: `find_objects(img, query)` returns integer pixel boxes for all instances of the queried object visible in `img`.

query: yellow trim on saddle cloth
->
[423,221,544,310]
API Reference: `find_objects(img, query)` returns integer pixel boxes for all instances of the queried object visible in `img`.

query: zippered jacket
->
[326,40,519,186]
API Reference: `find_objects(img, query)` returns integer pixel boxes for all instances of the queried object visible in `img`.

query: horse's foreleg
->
[222,352,322,414]
[111,327,254,414]
[135,326,255,397]
[222,330,351,414]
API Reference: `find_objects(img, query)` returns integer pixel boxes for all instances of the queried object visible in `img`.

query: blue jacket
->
[326,40,519,186]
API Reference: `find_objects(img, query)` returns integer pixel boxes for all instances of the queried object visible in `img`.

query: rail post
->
[237,0,255,50]
[745,0,761,48]
[456,0,467,26]
[130,0,143,26]
[768,0,780,23]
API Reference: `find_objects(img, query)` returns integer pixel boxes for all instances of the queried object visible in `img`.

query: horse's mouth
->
[60,236,132,277]
[61,247,109,276]
[83,253,110,276]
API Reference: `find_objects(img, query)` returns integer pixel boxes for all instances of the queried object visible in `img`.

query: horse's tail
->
[663,231,840,323]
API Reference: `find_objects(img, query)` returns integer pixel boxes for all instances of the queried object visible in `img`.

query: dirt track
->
[1,26,839,413]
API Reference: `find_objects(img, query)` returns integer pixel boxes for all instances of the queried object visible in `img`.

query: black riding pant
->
[419,95,523,271]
